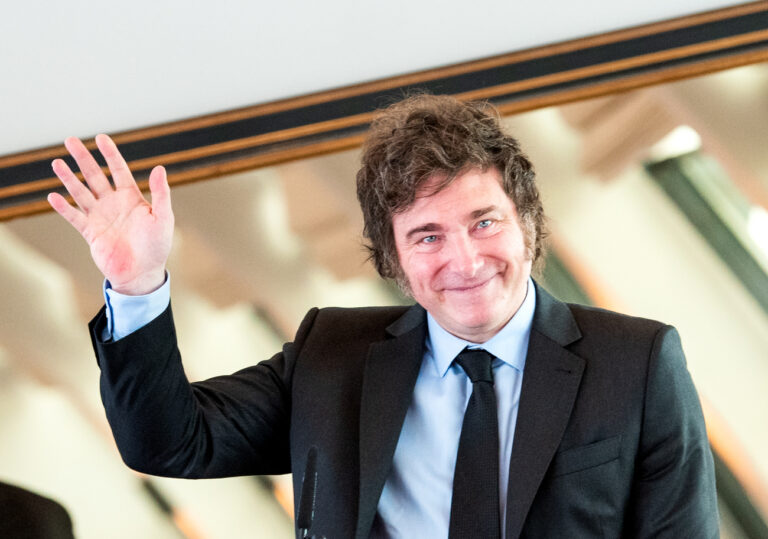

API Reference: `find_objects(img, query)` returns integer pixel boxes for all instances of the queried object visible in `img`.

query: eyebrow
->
[404,206,501,240]
[470,205,498,219]
[405,223,441,241]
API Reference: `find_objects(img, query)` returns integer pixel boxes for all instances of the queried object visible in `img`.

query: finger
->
[148,166,173,221]
[95,134,137,190]
[64,136,112,197]
[47,192,88,235]
[51,158,96,211]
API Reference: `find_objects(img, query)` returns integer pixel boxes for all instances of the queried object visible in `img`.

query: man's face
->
[392,167,533,343]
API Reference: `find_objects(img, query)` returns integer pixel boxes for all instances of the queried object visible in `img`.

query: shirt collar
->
[426,278,536,377]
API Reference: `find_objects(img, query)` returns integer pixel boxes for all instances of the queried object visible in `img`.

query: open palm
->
[48,135,174,296]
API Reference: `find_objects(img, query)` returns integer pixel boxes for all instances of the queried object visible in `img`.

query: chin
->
[452,314,496,334]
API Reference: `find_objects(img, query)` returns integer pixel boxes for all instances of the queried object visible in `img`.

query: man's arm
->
[626,326,719,537]
[90,301,319,478]
[51,136,296,477]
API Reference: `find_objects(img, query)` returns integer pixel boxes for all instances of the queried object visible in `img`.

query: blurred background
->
[1,1,766,537]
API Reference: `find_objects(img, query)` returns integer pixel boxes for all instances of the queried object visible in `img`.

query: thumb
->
[148,166,173,220]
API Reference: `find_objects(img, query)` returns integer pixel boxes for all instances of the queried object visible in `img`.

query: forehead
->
[396,167,513,223]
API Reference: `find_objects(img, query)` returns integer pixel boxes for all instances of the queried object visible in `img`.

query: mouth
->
[443,275,494,293]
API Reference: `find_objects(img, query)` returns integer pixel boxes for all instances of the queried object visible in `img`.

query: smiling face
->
[392,167,533,343]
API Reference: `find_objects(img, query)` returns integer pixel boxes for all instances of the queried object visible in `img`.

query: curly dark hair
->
[356,94,546,285]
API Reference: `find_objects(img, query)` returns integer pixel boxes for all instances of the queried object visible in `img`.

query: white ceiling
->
[0,0,746,156]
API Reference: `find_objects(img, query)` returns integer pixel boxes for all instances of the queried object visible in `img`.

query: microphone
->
[297,446,318,539]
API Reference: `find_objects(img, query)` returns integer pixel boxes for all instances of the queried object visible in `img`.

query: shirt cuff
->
[102,273,171,341]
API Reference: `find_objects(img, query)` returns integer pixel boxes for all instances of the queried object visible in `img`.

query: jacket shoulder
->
[565,302,675,358]
[568,302,668,333]
[312,305,413,336]
[289,304,416,352]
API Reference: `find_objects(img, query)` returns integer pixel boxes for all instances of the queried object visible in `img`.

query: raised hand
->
[48,134,174,296]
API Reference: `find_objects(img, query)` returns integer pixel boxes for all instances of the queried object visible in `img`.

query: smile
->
[443,276,495,293]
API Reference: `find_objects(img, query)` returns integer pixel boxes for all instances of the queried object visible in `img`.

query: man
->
[48,95,718,538]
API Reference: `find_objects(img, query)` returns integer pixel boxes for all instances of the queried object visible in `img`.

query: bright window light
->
[648,125,702,161]
[747,205,768,260]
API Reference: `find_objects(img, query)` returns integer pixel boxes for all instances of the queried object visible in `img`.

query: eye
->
[421,235,438,244]
[477,219,492,229]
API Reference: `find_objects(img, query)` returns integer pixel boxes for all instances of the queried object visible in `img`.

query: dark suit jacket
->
[90,284,718,538]
[0,481,75,539]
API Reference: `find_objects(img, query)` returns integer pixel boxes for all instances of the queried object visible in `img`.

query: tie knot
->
[455,349,495,384]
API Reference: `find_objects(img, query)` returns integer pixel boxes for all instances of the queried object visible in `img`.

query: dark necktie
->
[449,348,501,539]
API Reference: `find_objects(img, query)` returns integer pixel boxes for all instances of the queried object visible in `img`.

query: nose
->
[447,234,482,278]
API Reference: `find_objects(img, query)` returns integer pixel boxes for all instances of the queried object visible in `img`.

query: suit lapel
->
[356,305,427,539]
[505,285,585,539]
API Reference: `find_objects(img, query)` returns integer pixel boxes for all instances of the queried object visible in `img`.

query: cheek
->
[496,230,530,262]
[400,256,438,291]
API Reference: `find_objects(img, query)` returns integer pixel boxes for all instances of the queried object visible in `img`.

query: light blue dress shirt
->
[104,277,536,538]
[371,280,535,538]
[102,275,171,341]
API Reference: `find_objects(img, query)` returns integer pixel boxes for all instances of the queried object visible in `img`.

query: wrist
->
[109,269,167,296]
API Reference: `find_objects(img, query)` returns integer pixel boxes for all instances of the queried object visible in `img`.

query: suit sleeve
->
[626,325,719,538]
[89,302,319,478]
